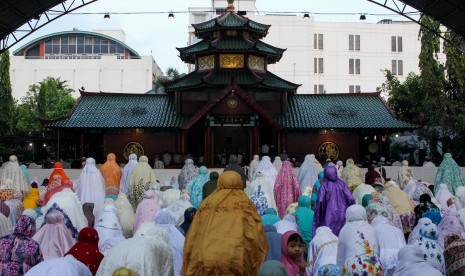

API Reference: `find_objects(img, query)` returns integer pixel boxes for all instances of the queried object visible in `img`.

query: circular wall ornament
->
[123,142,144,160]
[318,141,340,160]
[368,143,379,153]
[227,97,238,108]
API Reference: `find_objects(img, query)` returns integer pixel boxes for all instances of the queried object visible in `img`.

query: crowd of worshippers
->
[0,151,465,275]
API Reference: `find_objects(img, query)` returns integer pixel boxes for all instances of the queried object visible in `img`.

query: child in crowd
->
[281,230,307,276]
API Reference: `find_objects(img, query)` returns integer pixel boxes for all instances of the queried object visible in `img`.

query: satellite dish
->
[368,143,379,153]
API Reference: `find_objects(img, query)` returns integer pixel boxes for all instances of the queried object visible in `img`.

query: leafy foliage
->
[153,67,186,93]
[0,51,14,135]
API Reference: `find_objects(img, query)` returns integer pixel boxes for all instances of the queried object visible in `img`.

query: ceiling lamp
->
[104,12,110,19]
[360,14,366,20]
[303,13,310,19]
[168,11,174,19]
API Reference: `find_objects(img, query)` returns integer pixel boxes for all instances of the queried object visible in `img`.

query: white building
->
[189,0,444,94]
[10,29,163,100]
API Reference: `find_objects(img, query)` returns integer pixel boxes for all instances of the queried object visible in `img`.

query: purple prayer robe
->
[313,166,355,236]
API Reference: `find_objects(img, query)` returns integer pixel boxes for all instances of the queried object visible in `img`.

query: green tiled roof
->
[213,36,254,50]
[45,94,189,129]
[193,12,269,36]
[178,40,210,55]
[278,94,418,130]
[256,71,300,91]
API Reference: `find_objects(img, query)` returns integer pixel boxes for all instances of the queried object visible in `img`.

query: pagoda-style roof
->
[43,92,188,129]
[192,11,270,39]
[277,93,419,131]
[164,68,300,93]
[177,36,285,64]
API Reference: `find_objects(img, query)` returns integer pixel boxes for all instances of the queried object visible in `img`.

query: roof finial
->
[227,0,235,12]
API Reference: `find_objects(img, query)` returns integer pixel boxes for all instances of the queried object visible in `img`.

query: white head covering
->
[408,217,433,245]
[165,193,193,225]
[76,158,105,218]
[120,153,138,194]
[297,154,322,191]
[413,221,445,274]
[306,226,338,276]
[436,183,454,209]
[335,160,344,178]
[94,205,124,250]
[24,255,92,276]
[155,209,185,276]
[371,216,406,271]
[43,188,86,233]
[162,188,181,209]
[392,245,443,276]
[22,208,37,221]
[249,171,276,211]
[352,184,376,205]
[273,156,283,172]
[248,155,260,181]
[1,155,29,193]
[114,193,135,238]
[274,214,298,234]
[255,156,278,185]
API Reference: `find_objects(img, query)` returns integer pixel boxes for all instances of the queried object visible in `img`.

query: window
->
[314,84,324,94]
[349,59,360,74]
[349,85,361,93]
[392,60,403,75]
[314,57,324,74]
[314,33,323,50]
[349,35,360,51]
[391,36,403,52]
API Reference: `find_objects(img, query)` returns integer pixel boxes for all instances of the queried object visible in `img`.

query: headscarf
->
[250,171,276,211]
[162,188,181,208]
[258,260,288,276]
[1,155,29,193]
[32,210,75,261]
[66,227,104,275]
[438,206,465,251]
[397,160,411,189]
[371,216,406,271]
[114,193,135,238]
[364,165,381,185]
[178,159,197,191]
[49,161,70,182]
[436,183,454,209]
[224,155,247,188]
[408,217,433,245]
[133,190,161,234]
[186,166,209,208]
[248,155,260,182]
[280,230,306,276]
[311,171,325,209]
[23,186,39,209]
[76,158,106,218]
[404,179,434,204]
[393,245,443,276]
[202,171,219,200]
[273,156,283,172]
[314,166,355,236]
[274,161,300,218]
[414,193,441,225]
[120,153,138,194]
[383,180,415,233]
[165,193,193,226]
[83,202,95,228]
[274,214,299,235]
[306,226,338,276]
[20,164,30,185]
[341,158,363,192]
[434,153,465,195]
[179,207,197,235]
[100,153,122,200]
[297,154,322,192]
[444,234,465,275]
[42,175,74,206]
[129,155,156,209]
[24,255,93,276]
[255,156,278,184]
[365,192,391,224]
[352,183,375,205]
[293,196,314,246]
[337,205,383,275]
[181,171,268,276]
[0,215,43,274]
[413,221,445,273]
[155,209,185,276]
[261,208,281,226]
[95,205,124,249]
[263,225,282,261]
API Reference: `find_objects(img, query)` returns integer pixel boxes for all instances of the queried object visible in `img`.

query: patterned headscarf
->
[444,234,465,275]
[66,227,104,275]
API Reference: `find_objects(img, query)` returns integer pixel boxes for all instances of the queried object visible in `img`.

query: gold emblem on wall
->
[198,55,215,71]
[123,142,144,160]
[227,97,238,108]
[219,54,244,68]
[318,141,340,160]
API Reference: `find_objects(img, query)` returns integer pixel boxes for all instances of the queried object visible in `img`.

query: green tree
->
[13,85,41,133]
[36,77,76,120]
[153,67,186,93]
[0,50,14,135]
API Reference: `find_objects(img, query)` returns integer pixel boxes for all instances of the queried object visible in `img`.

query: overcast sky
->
[11,0,419,73]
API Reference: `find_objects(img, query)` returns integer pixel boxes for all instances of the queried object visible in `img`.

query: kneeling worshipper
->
[41,176,74,206]
[165,193,193,226]
[179,207,197,236]
[412,220,445,274]
[280,231,307,276]
[100,153,122,200]
[162,188,181,209]
[119,153,138,194]
[250,171,276,212]
[314,166,355,236]
[3,187,24,225]
[274,214,299,235]
[414,193,441,225]
[383,180,416,235]
[408,217,432,245]
[23,182,39,210]
[264,225,282,261]
[182,171,268,276]
[444,234,465,275]
[306,226,339,276]
[434,153,465,195]
[0,215,43,274]
[274,161,301,218]
[392,245,442,276]
[297,154,322,192]
[178,159,198,191]
[352,183,376,206]
[202,171,219,200]
[114,193,135,238]
[337,205,383,276]
[24,254,93,276]
[404,179,434,205]
[364,165,382,185]
[293,196,314,251]
[96,227,174,276]
[133,190,161,234]
[155,209,185,276]
[129,155,156,209]
[436,183,454,210]
[32,210,74,261]
[1,155,29,195]
[341,158,364,192]
[438,205,465,251]
[186,166,210,208]
[76,158,106,218]
[261,208,281,226]
[65,227,104,276]
[94,205,125,254]
[455,186,465,226]
[371,216,406,275]
[49,161,69,182]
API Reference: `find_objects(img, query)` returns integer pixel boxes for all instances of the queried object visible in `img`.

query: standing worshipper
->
[412,221,445,274]
[66,227,104,275]
[20,164,30,185]
[179,207,197,236]
[383,180,416,235]
[100,153,122,200]
[280,231,307,276]
[397,160,412,189]
[250,171,276,211]
[293,196,314,252]
[1,155,29,195]
[202,171,219,200]
[274,161,300,218]
[0,215,43,274]
[256,156,279,186]
[82,203,95,228]
[306,226,339,276]
[224,155,247,188]
[133,190,161,234]
[264,225,282,261]
[129,155,156,209]
[297,154,322,192]
[49,161,70,182]
[274,214,299,235]
[248,155,260,181]
[311,171,325,210]
[335,160,343,178]
[182,171,268,276]
[434,153,465,195]
[178,159,197,191]
[119,153,138,194]
[186,166,210,208]
[273,156,283,172]
[392,245,442,276]
[443,234,465,275]
[76,158,106,218]
[341,158,364,192]
[94,205,124,251]
[313,166,355,236]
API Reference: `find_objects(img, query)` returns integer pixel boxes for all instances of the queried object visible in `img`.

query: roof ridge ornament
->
[227,0,235,12]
